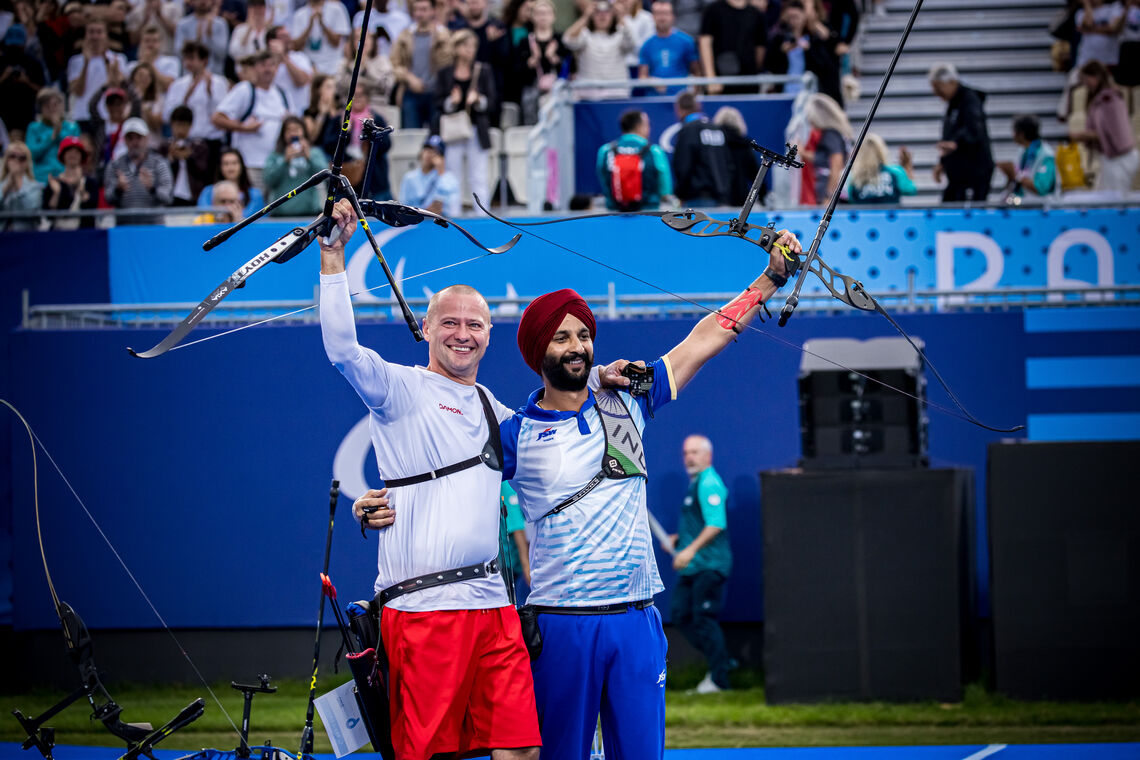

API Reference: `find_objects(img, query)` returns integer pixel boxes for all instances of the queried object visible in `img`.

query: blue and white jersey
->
[502,357,677,606]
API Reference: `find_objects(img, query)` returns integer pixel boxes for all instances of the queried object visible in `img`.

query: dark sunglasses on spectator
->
[7,154,29,162]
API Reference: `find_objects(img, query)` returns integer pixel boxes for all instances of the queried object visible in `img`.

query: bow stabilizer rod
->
[297,479,340,759]
[730,142,802,235]
[778,0,926,327]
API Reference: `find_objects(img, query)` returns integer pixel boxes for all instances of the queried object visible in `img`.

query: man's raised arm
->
[318,199,393,409]
[664,230,802,391]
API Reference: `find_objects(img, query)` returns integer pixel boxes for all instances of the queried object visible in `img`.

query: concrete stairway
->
[849,0,1068,204]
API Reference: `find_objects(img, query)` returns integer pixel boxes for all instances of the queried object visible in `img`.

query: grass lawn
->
[2,673,1138,752]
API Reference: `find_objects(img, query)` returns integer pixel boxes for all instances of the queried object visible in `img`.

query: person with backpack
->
[212,49,293,192]
[595,108,673,211]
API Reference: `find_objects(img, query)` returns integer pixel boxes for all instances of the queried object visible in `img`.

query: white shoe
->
[694,672,722,694]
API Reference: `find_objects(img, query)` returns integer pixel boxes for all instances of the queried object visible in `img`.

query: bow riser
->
[804,255,877,313]
[661,212,782,249]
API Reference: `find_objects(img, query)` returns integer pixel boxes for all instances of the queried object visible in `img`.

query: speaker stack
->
[761,468,972,703]
[988,440,1140,700]
[798,338,928,469]
[761,336,972,703]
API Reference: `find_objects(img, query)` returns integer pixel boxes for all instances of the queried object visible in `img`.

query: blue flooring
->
[4,743,1139,760]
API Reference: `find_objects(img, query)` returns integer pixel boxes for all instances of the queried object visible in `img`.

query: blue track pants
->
[530,604,668,760]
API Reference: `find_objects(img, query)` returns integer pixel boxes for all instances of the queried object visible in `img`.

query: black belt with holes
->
[530,599,654,615]
[376,559,500,606]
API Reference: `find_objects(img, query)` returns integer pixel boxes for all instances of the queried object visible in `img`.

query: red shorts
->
[381,605,541,759]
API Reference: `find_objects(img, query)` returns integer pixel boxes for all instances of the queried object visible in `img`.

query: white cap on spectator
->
[122,117,150,137]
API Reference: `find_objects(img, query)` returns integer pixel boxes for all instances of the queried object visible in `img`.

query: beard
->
[542,349,593,392]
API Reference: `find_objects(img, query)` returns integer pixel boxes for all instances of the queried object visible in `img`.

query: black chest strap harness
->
[374,385,505,605]
[382,385,503,488]
[542,389,648,519]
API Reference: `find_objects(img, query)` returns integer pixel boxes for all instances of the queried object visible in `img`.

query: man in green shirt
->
[500,482,531,602]
[665,434,735,692]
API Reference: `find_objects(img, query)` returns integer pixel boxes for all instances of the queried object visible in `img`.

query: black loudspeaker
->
[988,441,1140,700]
[798,338,929,469]
[762,468,973,703]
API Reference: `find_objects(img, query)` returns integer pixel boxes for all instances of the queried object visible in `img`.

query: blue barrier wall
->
[1,230,110,626]
[7,306,1139,630]
[5,209,1139,630]
[107,207,1140,307]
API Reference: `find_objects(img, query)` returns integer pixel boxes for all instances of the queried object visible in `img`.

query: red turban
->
[516,289,597,374]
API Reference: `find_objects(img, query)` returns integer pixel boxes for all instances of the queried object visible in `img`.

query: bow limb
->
[475,195,673,227]
[793,252,1024,433]
[420,212,522,255]
[474,199,793,255]
[128,216,330,359]
[364,200,521,254]
[1,399,221,756]
[130,196,525,358]
[773,0,1018,432]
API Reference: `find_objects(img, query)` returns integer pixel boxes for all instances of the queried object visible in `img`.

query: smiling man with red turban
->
[500,228,803,760]
[516,288,597,376]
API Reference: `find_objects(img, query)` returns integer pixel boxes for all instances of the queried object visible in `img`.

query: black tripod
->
[11,603,205,760]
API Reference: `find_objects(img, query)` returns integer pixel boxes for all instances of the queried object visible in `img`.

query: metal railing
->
[21,283,1140,333]
[0,205,252,230]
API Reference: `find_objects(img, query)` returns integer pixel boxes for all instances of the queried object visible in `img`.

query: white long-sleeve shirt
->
[319,271,511,612]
